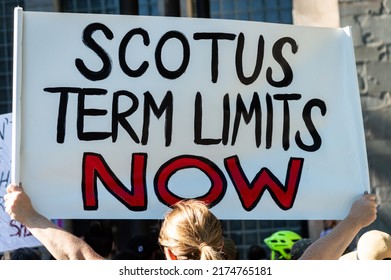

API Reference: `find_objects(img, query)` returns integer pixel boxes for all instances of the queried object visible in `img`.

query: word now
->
[82,153,304,211]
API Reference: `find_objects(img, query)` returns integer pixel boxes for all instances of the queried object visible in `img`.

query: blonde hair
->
[158,199,224,260]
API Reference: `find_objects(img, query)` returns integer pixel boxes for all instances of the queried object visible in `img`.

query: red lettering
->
[82,152,147,211]
[224,156,303,211]
[81,152,302,212]
[154,155,227,207]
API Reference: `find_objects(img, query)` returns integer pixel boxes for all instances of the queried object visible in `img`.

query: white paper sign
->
[12,8,369,220]
[0,113,41,253]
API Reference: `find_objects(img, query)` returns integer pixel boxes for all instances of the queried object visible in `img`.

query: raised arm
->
[299,192,377,260]
[4,183,103,260]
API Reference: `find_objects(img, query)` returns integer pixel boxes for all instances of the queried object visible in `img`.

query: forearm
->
[25,213,103,260]
[5,184,104,260]
[300,192,377,260]
[299,217,360,260]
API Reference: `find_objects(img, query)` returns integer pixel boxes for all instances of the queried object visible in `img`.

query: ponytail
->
[159,199,224,260]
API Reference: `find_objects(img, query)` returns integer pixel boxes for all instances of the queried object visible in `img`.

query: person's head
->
[340,230,391,260]
[247,244,267,260]
[11,247,41,260]
[158,199,224,260]
[223,237,238,260]
[83,221,114,259]
[264,230,302,260]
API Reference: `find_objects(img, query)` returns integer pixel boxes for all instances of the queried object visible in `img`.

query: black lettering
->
[274,93,301,151]
[44,87,81,143]
[0,170,10,188]
[266,93,273,149]
[193,32,236,83]
[119,28,150,77]
[77,88,111,141]
[194,92,221,145]
[295,98,327,152]
[231,93,261,147]
[235,33,264,85]
[155,31,190,79]
[142,91,173,146]
[222,94,230,145]
[112,90,140,143]
[75,23,113,81]
[266,37,298,87]
[0,117,8,140]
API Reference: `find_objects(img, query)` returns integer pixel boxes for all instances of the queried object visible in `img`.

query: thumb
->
[6,183,23,194]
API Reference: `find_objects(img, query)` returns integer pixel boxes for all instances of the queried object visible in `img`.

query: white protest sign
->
[12,8,368,220]
[0,113,41,252]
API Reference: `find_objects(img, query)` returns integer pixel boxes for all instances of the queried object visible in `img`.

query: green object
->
[264,230,302,260]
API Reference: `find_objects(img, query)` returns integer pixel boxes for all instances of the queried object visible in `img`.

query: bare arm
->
[4,183,103,260]
[300,192,377,260]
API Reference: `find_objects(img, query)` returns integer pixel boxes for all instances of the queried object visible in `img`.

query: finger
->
[4,190,16,202]
[5,202,15,218]
[365,194,377,201]
[362,191,376,201]
[6,183,19,194]
[6,183,23,194]
[4,193,13,212]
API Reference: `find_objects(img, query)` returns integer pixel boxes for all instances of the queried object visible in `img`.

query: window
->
[138,0,160,16]
[209,0,292,23]
[60,0,119,14]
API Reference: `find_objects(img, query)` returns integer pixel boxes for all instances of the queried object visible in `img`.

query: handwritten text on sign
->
[15,11,368,219]
[0,113,41,252]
